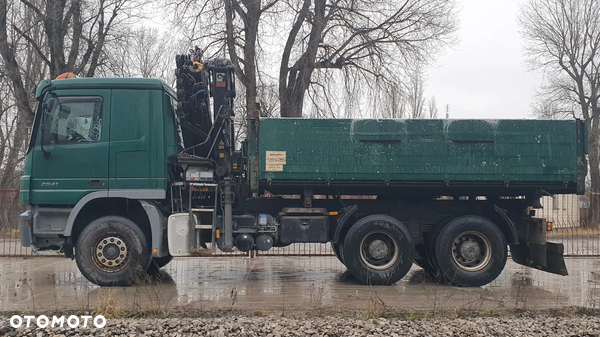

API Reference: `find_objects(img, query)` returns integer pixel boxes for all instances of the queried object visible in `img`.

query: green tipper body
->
[254,118,586,193]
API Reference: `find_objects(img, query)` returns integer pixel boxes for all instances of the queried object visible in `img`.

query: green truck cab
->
[19,50,587,288]
[20,78,180,284]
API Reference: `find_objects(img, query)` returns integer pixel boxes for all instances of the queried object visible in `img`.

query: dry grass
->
[308,283,325,312]
[364,291,386,318]
[96,289,121,318]
[130,271,176,315]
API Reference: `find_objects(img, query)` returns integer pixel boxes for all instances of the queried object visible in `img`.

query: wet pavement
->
[0,256,598,313]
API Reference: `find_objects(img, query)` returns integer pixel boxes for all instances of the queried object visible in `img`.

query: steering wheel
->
[68,131,87,142]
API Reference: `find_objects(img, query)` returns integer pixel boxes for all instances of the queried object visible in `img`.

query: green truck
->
[19,49,587,287]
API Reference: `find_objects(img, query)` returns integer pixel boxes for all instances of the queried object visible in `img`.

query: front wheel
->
[342,215,414,285]
[434,215,507,287]
[75,216,150,286]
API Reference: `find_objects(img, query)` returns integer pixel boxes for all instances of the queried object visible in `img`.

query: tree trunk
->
[280,89,304,117]
[246,84,258,117]
[587,117,600,228]
[279,0,326,118]
[0,116,30,188]
[224,0,262,118]
[0,0,35,188]
[241,5,259,118]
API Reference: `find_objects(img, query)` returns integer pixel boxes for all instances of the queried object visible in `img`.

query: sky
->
[426,0,543,119]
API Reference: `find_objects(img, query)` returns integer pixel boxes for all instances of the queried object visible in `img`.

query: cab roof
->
[35,77,176,100]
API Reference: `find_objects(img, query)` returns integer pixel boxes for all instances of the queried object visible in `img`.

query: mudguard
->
[510,218,568,276]
[332,204,358,244]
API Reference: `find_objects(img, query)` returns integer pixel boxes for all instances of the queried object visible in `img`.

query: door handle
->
[88,180,107,188]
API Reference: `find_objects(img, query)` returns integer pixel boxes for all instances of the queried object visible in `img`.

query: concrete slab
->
[0,256,598,312]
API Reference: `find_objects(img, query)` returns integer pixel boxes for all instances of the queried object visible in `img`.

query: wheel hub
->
[103,244,120,260]
[359,230,400,271]
[368,239,389,260]
[459,240,480,262]
[95,236,128,269]
[451,231,492,272]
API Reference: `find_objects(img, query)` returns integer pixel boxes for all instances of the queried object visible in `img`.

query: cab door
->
[29,89,110,205]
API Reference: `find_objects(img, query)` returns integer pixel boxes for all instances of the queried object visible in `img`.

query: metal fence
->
[253,242,334,256]
[537,194,600,256]
[0,191,597,257]
[0,190,29,256]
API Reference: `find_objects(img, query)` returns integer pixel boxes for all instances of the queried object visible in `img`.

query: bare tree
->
[519,0,600,227]
[0,77,18,180]
[0,0,44,187]
[14,0,139,78]
[224,0,279,118]
[173,0,458,118]
[170,0,278,117]
[380,84,406,119]
[428,95,438,118]
[102,27,182,83]
[278,0,458,117]
[406,65,426,118]
[531,77,578,120]
[0,0,139,187]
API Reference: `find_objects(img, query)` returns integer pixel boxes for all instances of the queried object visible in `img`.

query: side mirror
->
[43,97,58,114]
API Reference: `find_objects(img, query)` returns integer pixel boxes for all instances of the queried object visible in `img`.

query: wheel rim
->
[93,236,129,273]
[451,231,492,272]
[359,230,400,271]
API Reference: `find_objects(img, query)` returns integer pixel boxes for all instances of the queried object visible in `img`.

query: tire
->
[333,242,345,265]
[422,217,454,277]
[146,255,173,275]
[342,214,414,285]
[75,216,151,286]
[434,215,507,287]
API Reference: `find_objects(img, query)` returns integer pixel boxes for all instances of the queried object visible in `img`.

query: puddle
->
[0,256,597,311]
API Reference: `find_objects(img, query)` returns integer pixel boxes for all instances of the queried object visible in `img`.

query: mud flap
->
[510,218,568,276]
[510,242,568,276]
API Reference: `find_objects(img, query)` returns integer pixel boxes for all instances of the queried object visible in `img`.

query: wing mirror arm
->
[40,92,60,160]
[40,124,51,160]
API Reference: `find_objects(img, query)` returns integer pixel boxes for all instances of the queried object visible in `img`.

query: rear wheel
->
[434,215,507,287]
[75,216,150,286]
[421,217,454,277]
[342,215,414,285]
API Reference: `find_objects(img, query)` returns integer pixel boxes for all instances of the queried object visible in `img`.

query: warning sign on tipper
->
[265,151,286,171]
[265,164,284,171]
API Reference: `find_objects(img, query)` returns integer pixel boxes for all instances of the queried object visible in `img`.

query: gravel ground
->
[1,314,599,337]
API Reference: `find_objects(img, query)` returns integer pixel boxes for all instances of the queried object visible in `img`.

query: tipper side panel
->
[257,118,578,185]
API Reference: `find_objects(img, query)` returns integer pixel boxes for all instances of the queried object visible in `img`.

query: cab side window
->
[43,96,103,144]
